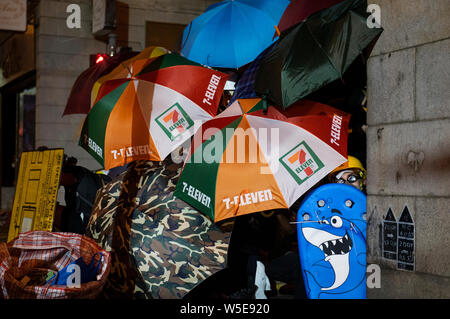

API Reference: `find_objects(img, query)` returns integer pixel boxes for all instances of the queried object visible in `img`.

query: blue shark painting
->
[296,184,367,299]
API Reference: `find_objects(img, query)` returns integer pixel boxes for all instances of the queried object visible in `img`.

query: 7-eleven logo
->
[163,109,185,133]
[155,103,194,141]
[279,141,324,185]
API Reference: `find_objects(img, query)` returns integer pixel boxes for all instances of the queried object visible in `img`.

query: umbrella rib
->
[132,79,153,134]
[233,2,280,65]
[119,60,134,79]
[303,22,342,78]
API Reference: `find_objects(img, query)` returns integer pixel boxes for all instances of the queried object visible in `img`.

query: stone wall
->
[36,0,106,169]
[366,0,450,298]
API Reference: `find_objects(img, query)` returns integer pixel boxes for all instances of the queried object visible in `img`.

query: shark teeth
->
[320,232,353,258]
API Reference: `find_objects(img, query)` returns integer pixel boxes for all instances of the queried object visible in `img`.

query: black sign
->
[383,208,397,260]
[397,206,414,271]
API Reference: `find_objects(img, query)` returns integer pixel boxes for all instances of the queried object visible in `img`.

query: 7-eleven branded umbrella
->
[63,48,139,116]
[173,98,350,223]
[79,53,229,170]
[90,46,169,108]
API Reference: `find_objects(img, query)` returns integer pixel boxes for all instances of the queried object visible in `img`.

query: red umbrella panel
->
[276,0,345,36]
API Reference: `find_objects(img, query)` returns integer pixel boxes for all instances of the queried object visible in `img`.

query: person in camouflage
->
[85,158,231,299]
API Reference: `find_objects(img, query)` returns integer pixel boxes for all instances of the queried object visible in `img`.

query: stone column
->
[366,0,450,298]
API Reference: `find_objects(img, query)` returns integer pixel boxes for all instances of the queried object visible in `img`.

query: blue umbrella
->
[180,0,290,69]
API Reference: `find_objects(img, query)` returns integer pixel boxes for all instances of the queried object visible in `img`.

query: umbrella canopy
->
[90,46,169,108]
[63,49,138,116]
[277,0,344,35]
[229,43,274,104]
[180,0,290,69]
[79,53,229,170]
[85,159,231,299]
[173,98,350,223]
[255,0,383,109]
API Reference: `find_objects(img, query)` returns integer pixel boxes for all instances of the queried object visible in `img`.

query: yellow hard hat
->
[329,156,366,191]
[330,156,366,176]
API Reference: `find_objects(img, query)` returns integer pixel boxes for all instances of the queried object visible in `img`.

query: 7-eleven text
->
[181,182,211,208]
[222,189,273,209]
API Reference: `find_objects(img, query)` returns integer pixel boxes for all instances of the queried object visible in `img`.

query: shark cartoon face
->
[296,183,367,299]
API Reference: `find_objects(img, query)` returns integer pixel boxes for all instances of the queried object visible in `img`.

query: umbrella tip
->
[274,25,281,37]
[262,95,268,114]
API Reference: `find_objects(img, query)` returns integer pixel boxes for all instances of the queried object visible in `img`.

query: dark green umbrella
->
[255,0,383,109]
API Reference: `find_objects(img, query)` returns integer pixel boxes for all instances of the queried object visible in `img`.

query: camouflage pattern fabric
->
[85,159,231,299]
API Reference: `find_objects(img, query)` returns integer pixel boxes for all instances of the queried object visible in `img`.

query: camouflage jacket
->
[85,159,231,299]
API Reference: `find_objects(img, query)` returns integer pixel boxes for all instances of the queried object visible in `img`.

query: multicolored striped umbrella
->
[90,46,169,108]
[174,98,350,223]
[79,53,229,170]
[63,49,139,116]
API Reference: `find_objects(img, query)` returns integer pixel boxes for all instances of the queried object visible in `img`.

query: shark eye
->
[330,216,343,228]
[345,199,354,208]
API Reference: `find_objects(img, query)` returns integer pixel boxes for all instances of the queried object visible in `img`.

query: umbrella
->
[229,43,275,105]
[276,0,345,35]
[90,46,169,108]
[255,0,383,109]
[85,158,231,299]
[62,49,138,116]
[179,0,290,69]
[79,53,229,170]
[173,98,350,223]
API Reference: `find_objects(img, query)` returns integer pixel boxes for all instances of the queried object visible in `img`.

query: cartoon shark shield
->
[296,184,367,299]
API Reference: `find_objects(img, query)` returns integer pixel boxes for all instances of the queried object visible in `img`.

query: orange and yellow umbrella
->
[90,46,169,108]
[79,53,229,170]
[174,98,350,223]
